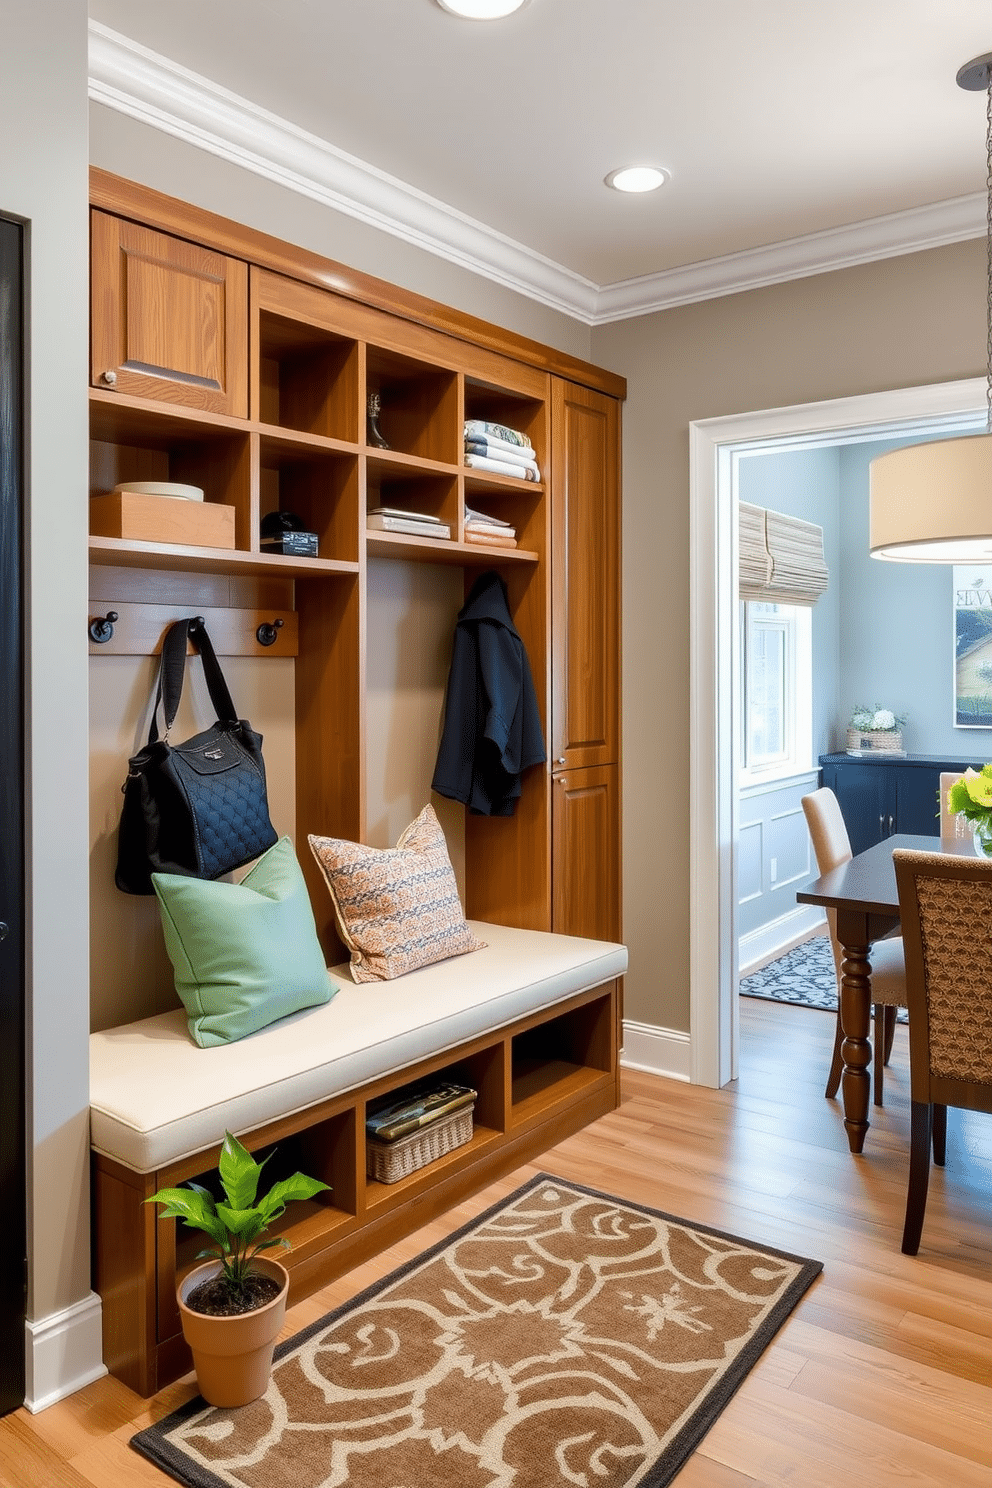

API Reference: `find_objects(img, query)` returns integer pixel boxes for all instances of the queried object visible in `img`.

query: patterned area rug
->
[740,933,840,1011]
[740,934,908,1022]
[132,1174,822,1488]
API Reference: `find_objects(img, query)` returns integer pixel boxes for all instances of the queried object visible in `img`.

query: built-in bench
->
[90,922,627,1396]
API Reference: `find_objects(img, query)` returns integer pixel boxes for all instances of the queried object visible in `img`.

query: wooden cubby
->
[88,169,626,1396]
[256,311,360,441]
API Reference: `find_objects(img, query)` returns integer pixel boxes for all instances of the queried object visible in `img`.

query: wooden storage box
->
[90,491,236,549]
[366,1104,474,1184]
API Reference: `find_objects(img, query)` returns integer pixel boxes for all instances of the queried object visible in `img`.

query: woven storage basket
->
[366,1104,475,1184]
[846,727,904,754]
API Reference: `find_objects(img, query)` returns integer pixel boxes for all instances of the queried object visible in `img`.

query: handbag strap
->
[148,618,239,743]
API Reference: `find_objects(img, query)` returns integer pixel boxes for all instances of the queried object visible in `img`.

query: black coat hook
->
[256,618,284,647]
[89,610,119,644]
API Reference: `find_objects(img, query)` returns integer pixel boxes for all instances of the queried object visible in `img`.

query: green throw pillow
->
[152,837,336,1047]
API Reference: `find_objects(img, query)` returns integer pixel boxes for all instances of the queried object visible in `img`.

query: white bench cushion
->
[89,922,627,1174]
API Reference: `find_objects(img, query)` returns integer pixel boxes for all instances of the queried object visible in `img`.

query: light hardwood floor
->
[2,997,989,1487]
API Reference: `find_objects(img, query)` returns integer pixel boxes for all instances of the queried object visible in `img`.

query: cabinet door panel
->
[551,381,619,770]
[553,764,620,942]
[91,211,248,416]
[822,761,889,855]
[893,766,941,838]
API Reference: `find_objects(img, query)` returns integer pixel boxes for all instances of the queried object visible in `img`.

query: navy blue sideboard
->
[818,752,988,857]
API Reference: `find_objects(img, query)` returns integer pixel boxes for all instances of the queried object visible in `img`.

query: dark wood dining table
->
[796,831,973,1153]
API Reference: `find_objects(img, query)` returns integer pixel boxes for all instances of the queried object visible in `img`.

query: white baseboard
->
[24,1292,107,1413]
[738,905,826,977]
[620,1020,692,1083]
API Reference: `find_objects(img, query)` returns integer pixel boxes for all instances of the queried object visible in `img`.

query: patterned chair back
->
[893,848,992,1110]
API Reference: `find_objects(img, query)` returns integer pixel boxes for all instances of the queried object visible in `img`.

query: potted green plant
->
[147,1130,329,1407]
[947,765,992,856]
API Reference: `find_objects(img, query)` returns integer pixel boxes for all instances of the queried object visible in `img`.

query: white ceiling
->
[88,0,992,316]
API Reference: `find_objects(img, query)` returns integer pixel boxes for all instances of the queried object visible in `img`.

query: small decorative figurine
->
[367,391,390,449]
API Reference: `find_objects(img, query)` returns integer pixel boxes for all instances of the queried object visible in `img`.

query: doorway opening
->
[689,379,986,1088]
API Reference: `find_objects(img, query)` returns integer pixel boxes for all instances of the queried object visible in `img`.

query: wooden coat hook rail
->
[87,603,298,657]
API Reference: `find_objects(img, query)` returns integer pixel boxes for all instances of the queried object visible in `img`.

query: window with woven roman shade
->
[739,502,828,606]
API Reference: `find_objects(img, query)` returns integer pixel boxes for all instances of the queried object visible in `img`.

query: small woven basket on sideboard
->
[846,727,904,754]
[366,1104,475,1184]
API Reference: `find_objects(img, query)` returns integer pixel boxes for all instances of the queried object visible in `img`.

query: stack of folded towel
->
[464,419,540,482]
[464,505,517,549]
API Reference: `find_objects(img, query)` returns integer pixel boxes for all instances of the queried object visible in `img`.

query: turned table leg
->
[838,934,873,1154]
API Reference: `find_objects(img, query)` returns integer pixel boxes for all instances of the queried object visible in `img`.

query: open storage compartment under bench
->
[92,979,621,1397]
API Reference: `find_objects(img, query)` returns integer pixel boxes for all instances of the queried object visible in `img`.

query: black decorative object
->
[366,390,390,449]
[115,617,278,895]
[260,509,319,558]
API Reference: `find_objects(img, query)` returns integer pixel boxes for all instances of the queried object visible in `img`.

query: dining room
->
[732,416,992,1262]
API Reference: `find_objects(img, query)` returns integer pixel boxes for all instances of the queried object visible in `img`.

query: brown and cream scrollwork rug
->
[132,1174,822,1488]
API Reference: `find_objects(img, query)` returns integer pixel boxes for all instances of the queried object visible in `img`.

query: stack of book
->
[366,1081,477,1184]
[463,419,540,482]
[367,506,451,540]
[464,505,517,549]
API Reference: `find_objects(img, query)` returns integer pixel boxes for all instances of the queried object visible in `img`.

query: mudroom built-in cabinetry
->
[88,171,624,995]
[86,172,625,1392]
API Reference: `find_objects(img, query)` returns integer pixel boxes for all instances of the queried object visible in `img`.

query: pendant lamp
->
[870,54,992,562]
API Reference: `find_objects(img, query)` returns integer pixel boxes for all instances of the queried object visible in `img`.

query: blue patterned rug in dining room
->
[740,934,906,1021]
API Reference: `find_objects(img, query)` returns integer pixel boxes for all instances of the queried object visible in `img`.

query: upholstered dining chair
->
[892,847,992,1254]
[801,787,908,1105]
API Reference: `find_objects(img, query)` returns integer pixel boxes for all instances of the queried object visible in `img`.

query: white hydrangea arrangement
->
[849,706,906,733]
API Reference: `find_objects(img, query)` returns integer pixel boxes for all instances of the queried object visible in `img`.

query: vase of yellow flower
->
[946,766,992,856]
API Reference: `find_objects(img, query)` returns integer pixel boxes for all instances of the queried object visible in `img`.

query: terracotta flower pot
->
[177,1257,289,1408]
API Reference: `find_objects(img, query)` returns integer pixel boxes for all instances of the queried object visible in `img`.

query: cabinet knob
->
[557,757,566,766]
[102,369,117,386]
[558,778,567,787]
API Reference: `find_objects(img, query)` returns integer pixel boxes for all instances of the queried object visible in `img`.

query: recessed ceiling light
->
[604,166,670,194]
[436,0,528,17]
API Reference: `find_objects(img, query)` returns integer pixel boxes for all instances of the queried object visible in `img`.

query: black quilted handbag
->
[115,617,278,894]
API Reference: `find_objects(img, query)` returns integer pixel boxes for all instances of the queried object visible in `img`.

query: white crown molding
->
[596,193,987,322]
[87,22,599,323]
[88,21,987,327]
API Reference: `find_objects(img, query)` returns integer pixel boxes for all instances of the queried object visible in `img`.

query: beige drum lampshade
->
[870,433,992,562]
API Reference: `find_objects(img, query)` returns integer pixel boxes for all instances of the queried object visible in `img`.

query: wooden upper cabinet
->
[91,211,248,416]
[550,379,620,771]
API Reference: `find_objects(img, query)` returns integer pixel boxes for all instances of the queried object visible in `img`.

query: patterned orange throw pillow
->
[308,805,485,982]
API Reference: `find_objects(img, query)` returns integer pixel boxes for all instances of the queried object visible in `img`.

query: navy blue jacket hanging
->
[432,570,546,816]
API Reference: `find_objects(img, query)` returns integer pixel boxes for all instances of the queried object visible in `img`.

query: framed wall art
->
[953,566,992,728]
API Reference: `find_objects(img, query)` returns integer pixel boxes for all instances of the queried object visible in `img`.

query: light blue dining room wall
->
[837,434,990,757]
[737,446,841,960]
